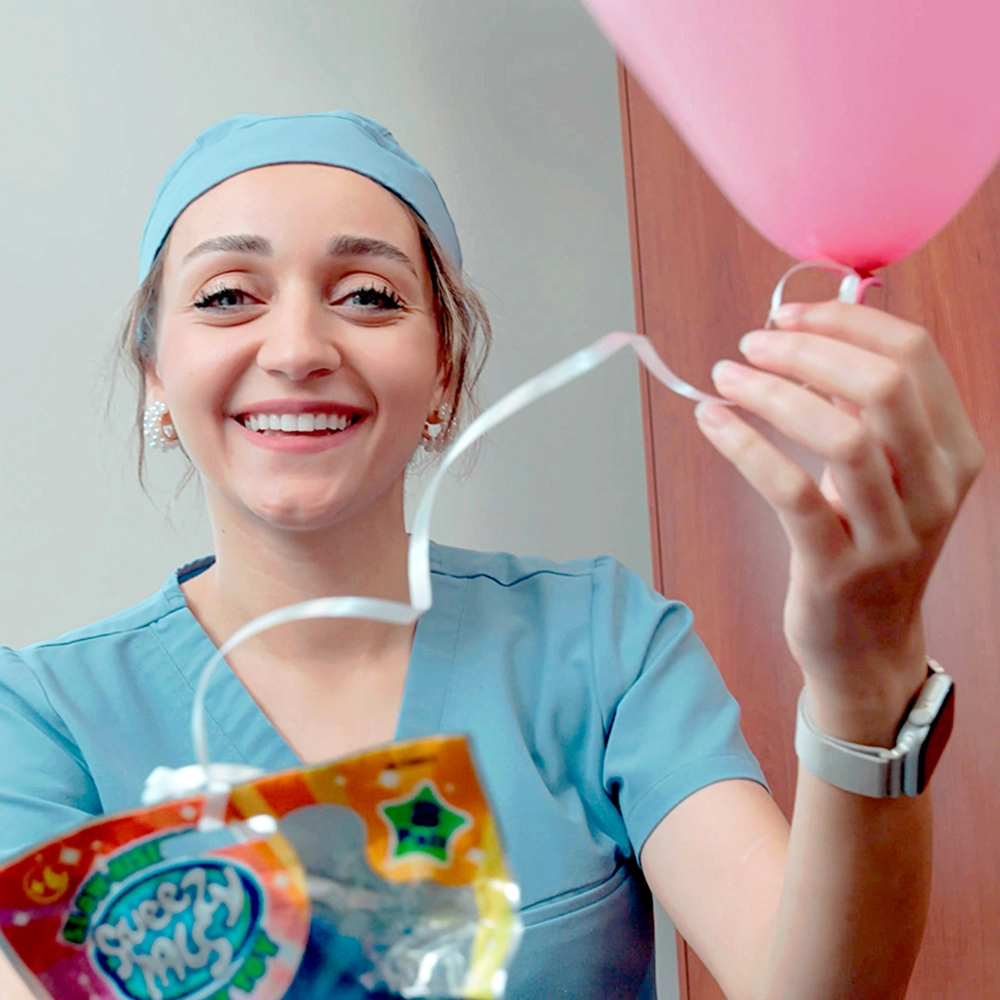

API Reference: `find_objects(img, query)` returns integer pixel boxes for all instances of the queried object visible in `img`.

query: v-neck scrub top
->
[0,543,766,998]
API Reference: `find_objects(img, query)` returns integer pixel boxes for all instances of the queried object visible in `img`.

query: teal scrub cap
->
[138,110,462,280]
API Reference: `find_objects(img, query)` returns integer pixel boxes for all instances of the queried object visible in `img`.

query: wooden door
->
[618,64,1000,999]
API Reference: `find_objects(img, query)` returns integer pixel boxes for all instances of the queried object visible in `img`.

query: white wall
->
[0,1,676,994]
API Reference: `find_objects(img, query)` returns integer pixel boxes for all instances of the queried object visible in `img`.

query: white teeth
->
[243,412,353,433]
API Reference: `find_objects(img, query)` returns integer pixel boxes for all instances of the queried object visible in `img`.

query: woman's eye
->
[340,285,404,311]
[194,287,253,310]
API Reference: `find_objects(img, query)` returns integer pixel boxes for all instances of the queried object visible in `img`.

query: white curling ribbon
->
[407,331,722,613]
[145,267,866,811]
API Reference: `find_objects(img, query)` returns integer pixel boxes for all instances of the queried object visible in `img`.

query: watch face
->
[917,682,955,793]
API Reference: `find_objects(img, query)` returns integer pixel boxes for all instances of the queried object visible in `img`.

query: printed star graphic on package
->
[381,782,469,863]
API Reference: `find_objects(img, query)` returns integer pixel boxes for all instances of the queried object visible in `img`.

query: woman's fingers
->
[693,402,850,560]
[710,361,911,552]
[737,329,953,536]
[818,465,847,520]
[772,300,983,478]
[696,301,982,569]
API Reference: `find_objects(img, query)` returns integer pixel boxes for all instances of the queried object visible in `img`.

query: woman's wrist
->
[800,652,931,748]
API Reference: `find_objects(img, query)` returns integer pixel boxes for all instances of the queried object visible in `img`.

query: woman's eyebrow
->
[327,234,417,277]
[182,234,272,265]
[179,232,417,277]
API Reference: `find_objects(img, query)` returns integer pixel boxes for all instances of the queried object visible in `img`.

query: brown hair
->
[117,205,492,485]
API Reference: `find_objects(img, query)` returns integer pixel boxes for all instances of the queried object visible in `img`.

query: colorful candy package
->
[0,735,521,1000]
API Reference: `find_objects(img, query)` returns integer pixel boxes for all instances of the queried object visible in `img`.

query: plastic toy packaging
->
[0,735,520,1000]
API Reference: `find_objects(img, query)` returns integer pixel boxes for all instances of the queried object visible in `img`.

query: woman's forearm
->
[762,768,932,999]
[761,670,935,1000]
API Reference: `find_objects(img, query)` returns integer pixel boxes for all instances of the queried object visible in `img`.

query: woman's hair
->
[117,203,492,485]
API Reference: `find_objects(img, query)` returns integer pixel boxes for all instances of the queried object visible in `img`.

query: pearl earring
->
[421,401,452,454]
[143,400,179,452]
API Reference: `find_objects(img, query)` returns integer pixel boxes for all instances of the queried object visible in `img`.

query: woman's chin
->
[216,468,405,535]
[245,494,357,533]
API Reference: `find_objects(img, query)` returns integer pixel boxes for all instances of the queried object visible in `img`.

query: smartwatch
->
[794,659,955,797]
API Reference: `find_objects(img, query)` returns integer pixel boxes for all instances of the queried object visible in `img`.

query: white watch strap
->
[794,691,905,796]
[794,659,950,798]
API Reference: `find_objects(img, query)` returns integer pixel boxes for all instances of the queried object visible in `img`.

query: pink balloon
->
[583,0,1000,270]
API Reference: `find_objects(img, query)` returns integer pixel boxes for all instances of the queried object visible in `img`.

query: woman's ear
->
[143,365,165,404]
[428,362,452,416]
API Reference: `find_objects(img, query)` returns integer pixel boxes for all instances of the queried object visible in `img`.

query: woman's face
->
[149,163,444,533]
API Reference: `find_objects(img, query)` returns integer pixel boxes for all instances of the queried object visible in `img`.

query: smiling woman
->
[142,163,450,541]
[0,109,984,1000]
[7,111,747,997]
[122,172,489,488]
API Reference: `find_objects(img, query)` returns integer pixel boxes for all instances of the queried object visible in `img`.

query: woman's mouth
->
[235,411,363,436]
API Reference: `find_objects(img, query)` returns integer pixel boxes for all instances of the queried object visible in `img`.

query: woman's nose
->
[254,295,342,382]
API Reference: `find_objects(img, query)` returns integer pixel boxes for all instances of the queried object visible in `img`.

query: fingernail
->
[694,400,729,428]
[711,359,739,384]
[772,302,807,326]
[738,331,766,355]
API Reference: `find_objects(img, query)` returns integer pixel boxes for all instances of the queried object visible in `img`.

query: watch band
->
[794,658,955,797]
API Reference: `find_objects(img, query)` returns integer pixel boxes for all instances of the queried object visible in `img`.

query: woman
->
[0,111,983,998]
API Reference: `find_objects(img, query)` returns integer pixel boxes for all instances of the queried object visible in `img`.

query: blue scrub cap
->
[138,110,462,280]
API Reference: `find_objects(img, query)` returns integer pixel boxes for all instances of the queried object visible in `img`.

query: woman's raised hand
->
[695,300,984,743]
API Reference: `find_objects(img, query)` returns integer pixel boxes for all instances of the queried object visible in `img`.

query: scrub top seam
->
[518,854,630,917]
[428,571,470,732]
[430,563,593,589]
[148,616,252,765]
[587,564,613,734]
[2,648,86,765]
[17,608,173,650]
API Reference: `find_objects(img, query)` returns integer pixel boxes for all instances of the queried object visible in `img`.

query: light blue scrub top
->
[0,543,766,998]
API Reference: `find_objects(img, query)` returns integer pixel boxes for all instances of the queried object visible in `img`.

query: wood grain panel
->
[618,62,1000,999]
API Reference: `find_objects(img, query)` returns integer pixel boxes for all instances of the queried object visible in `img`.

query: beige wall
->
[0,1,676,994]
